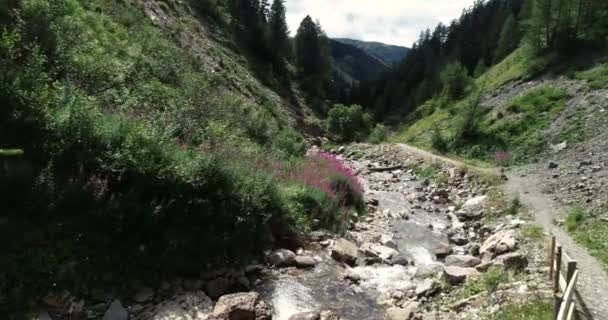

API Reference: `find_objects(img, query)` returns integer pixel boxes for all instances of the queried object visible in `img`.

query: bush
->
[368,124,387,144]
[326,104,372,142]
[431,125,449,152]
[565,207,585,231]
[273,129,307,158]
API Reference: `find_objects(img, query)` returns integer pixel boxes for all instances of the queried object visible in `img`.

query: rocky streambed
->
[40,145,551,320]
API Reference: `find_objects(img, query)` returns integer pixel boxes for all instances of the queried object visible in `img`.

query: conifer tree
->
[268,0,290,59]
[295,16,331,97]
[495,14,520,62]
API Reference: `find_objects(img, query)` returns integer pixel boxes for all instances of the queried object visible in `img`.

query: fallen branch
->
[368,165,403,172]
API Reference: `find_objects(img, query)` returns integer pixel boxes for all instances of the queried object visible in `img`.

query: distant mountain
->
[329,39,388,84]
[334,38,409,66]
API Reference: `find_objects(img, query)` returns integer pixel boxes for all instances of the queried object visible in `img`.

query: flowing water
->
[259,164,455,320]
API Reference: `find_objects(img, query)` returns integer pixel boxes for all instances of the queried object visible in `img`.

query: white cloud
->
[286,0,477,47]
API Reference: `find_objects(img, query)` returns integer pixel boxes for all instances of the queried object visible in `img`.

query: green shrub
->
[326,104,372,142]
[273,129,307,158]
[431,125,449,152]
[565,207,585,231]
[368,124,387,144]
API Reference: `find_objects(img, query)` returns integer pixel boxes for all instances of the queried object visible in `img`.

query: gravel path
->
[396,143,608,320]
[504,173,608,320]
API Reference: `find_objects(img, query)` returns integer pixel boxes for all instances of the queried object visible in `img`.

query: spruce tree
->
[295,16,331,97]
[268,0,290,59]
[495,14,520,62]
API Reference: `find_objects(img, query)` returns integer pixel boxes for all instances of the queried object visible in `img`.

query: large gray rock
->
[414,264,443,279]
[433,243,452,259]
[267,249,296,267]
[442,266,480,285]
[360,243,398,261]
[480,229,517,256]
[152,291,213,320]
[331,238,359,265]
[415,279,437,297]
[294,256,318,269]
[445,255,481,268]
[380,234,399,250]
[208,292,271,320]
[495,252,528,271]
[103,300,128,320]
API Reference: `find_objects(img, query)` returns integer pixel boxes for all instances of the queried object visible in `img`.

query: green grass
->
[565,207,608,271]
[491,299,553,320]
[522,224,544,240]
[476,47,553,90]
[576,63,608,89]
[0,149,23,156]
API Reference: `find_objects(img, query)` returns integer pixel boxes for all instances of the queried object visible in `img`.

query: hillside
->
[334,38,409,65]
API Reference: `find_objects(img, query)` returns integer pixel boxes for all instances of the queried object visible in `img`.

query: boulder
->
[415,279,437,297]
[480,229,517,256]
[548,161,559,169]
[380,234,399,250]
[414,264,443,279]
[294,256,318,269]
[463,196,487,209]
[208,292,271,320]
[445,255,481,268]
[153,291,213,320]
[267,249,296,268]
[433,243,452,259]
[361,243,399,261]
[390,253,409,266]
[103,300,128,320]
[319,310,340,320]
[442,266,480,285]
[495,252,528,271]
[331,238,359,265]
[456,209,484,221]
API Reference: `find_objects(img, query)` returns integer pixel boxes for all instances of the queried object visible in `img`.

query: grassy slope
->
[392,47,561,164]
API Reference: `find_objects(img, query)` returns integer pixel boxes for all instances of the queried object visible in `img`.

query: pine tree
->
[295,16,331,97]
[260,0,270,23]
[495,14,520,62]
[268,0,290,59]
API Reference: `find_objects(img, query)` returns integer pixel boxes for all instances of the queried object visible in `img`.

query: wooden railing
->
[549,236,579,320]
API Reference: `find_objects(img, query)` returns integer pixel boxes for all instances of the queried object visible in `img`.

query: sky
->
[286,0,477,47]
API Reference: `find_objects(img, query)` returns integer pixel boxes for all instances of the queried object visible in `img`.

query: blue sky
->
[286,0,477,47]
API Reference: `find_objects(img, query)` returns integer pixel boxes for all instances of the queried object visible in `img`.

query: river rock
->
[386,301,420,320]
[434,242,452,258]
[463,195,487,209]
[480,229,517,256]
[208,292,271,320]
[414,264,443,279]
[380,234,399,250]
[442,266,480,285]
[415,279,437,297]
[103,300,128,320]
[390,253,409,266]
[289,311,320,320]
[319,310,340,320]
[153,290,213,320]
[331,238,359,265]
[445,255,481,268]
[294,256,318,269]
[267,249,296,267]
[361,243,399,261]
[456,209,484,221]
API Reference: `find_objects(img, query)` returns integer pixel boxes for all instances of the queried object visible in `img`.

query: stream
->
[258,161,460,320]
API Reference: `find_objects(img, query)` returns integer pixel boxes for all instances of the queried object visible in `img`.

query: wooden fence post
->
[566,261,577,282]
[553,246,563,320]
[550,236,556,280]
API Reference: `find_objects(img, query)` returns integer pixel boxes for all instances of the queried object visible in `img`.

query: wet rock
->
[133,286,154,303]
[361,243,399,261]
[415,279,437,297]
[380,234,399,250]
[442,266,480,285]
[445,255,481,268]
[414,264,443,279]
[208,292,271,320]
[480,229,517,256]
[331,238,359,265]
[344,270,362,283]
[390,253,409,266]
[448,233,468,246]
[289,311,320,320]
[266,249,296,268]
[103,300,128,320]
[433,243,452,259]
[294,256,318,269]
